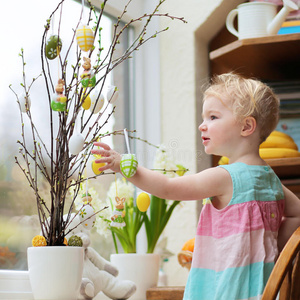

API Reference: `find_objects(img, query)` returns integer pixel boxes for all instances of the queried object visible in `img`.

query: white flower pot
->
[27,246,84,300]
[110,253,160,300]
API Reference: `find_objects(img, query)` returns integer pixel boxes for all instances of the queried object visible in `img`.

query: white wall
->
[93,0,244,286]
[157,0,243,286]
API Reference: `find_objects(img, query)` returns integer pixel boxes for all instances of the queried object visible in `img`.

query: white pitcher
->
[226,0,298,40]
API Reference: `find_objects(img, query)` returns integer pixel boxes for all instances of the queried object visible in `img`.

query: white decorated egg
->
[69,132,85,155]
[78,204,96,230]
[45,35,62,60]
[76,24,94,52]
[19,93,31,112]
[89,90,104,114]
[120,154,138,178]
[106,86,119,103]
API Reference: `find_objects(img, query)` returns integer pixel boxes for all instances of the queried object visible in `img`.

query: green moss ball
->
[68,235,83,247]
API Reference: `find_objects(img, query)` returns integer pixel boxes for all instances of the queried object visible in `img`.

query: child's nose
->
[199,122,206,131]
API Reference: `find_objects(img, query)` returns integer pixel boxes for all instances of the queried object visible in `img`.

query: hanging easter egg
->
[18,93,31,112]
[51,93,67,112]
[120,154,138,178]
[69,132,85,155]
[76,24,94,52]
[136,192,151,212]
[45,35,62,60]
[78,204,96,230]
[106,86,119,103]
[89,90,104,114]
[81,91,91,110]
[91,155,106,175]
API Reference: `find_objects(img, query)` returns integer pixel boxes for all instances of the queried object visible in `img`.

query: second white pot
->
[110,253,160,300]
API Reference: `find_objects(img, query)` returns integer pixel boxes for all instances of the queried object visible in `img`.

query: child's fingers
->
[95,157,111,164]
[93,142,110,150]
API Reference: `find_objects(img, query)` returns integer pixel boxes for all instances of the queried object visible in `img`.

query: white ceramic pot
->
[27,246,84,300]
[110,253,160,300]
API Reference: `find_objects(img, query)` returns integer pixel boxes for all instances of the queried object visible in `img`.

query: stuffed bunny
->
[66,214,136,300]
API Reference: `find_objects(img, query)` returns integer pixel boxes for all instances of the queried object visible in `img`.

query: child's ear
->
[241,117,256,137]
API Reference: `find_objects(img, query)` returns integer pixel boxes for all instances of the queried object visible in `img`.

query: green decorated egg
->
[76,24,94,52]
[45,35,62,60]
[120,154,138,178]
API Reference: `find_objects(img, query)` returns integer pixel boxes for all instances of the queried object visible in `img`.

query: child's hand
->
[91,142,122,173]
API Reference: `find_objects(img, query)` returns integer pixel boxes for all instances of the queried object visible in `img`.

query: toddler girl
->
[91,73,300,300]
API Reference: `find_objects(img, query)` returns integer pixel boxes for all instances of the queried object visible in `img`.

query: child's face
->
[199,96,242,157]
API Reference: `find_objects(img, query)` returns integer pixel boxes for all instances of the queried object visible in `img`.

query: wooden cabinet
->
[209,32,300,197]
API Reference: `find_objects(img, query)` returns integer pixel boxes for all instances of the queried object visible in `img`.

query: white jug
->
[226,0,298,40]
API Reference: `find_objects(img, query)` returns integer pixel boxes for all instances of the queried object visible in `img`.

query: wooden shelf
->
[146,286,184,300]
[266,157,300,179]
[210,33,300,82]
[265,157,300,168]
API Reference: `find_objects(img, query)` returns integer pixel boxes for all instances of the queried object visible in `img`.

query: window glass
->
[0,0,131,269]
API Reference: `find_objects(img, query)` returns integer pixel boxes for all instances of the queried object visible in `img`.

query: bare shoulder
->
[188,166,233,199]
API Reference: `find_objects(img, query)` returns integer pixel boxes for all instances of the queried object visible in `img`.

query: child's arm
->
[278,185,300,251]
[91,142,232,202]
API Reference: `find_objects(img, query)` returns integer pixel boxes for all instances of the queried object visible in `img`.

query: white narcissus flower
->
[153,145,177,178]
[106,178,135,205]
[69,180,110,236]
[95,178,135,238]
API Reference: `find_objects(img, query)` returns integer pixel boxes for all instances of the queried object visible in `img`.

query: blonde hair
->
[203,73,280,143]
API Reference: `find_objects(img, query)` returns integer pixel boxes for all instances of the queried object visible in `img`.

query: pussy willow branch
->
[11,0,186,245]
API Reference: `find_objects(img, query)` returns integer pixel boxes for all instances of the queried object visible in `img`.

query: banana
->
[259,148,300,159]
[270,130,295,142]
[260,135,298,150]
[218,156,229,165]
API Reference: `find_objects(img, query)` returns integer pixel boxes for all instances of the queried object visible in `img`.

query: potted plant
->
[89,145,188,300]
[9,0,186,298]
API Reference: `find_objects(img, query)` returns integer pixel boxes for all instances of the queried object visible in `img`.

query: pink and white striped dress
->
[183,162,284,300]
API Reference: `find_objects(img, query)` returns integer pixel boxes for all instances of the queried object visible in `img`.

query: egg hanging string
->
[115,173,118,197]
[85,157,89,202]
[124,128,131,154]
[81,0,86,23]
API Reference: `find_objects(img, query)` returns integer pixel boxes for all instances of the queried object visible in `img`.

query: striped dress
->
[183,162,284,300]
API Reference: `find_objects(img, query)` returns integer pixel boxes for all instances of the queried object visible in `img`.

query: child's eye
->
[210,115,217,120]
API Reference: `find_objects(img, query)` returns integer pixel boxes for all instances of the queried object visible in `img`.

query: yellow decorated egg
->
[120,154,138,178]
[91,156,106,175]
[81,93,91,110]
[76,24,94,52]
[45,35,62,60]
[136,192,150,212]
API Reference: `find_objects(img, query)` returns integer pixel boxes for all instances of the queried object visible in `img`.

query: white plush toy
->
[66,213,136,300]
